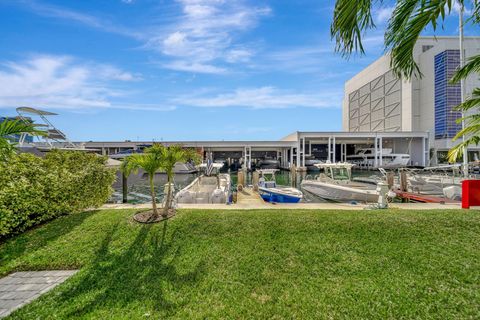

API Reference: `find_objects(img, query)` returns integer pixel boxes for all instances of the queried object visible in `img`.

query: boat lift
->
[16,107,76,148]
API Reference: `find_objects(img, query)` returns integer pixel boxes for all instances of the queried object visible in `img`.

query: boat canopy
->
[314,162,355,169]
[16,107,58,116]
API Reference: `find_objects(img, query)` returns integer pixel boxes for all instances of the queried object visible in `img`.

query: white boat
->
[300,163,379,202]
[406,165,464,195]
[305,157,323,171]
[257,169,303,203]
[347,148,410,168]
[175,163,230,204]
[257,157,280,169]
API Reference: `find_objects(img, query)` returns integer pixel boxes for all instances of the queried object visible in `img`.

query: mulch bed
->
[133,209,176,224]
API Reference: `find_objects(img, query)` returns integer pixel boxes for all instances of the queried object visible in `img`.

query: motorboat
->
[175,163,230,204]
[301,163,379,202]
[305,157,323,171]
[170,162,198,174]
[257,157,280,169]
[347,148,410,168]
[257,169,303,203]
[406,165,464,195]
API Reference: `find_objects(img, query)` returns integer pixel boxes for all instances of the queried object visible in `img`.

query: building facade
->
[342,36,480,161]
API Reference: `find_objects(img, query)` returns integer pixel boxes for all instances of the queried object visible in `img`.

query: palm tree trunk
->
[163,172,172,218]
[149,175,158,219]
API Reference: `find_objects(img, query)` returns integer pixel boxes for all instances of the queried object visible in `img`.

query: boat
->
[257,169,303,203]
[175,163,230,204]
[300,163,379,202]
[257,156,280,169]
[406,165,464,195]
[305,157,323,171]
[347,148,410,168]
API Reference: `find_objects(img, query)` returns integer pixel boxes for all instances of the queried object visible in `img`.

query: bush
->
[0,150,116,239]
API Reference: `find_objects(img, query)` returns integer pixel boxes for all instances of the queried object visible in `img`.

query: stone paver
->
[0,270,78,319]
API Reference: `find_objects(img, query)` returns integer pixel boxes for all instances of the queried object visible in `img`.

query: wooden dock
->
[236,187,266,205]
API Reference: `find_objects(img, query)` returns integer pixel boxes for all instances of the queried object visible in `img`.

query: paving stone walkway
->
[0,270,78,318]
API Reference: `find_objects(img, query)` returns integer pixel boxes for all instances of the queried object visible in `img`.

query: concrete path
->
[101,202,464,211]
[0,270,78,318]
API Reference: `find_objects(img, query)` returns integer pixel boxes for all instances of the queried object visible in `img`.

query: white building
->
[342,36,480,162]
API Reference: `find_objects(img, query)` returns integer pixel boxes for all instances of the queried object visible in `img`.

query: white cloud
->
[17,0,143,39]
[0,55,143,110]
[172,86,342,109]
[163,60,227,74]
[373,6,394,24]
[146,0,271,73]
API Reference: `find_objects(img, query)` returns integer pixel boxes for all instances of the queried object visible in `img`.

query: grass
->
[1,209,480,319]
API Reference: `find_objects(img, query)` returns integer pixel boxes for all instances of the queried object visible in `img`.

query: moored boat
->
[300,163,379,202]
[175,163,230,204]
[257,169,303,203]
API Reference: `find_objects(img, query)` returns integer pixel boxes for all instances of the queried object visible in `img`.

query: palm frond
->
[448,135,480,162]
[386,0,455,79]
[450,54,480,83]
[331,0,375,57]
[452,88,480,112]
[0,119,47,138]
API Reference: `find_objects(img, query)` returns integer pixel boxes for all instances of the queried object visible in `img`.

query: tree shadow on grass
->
[56,219,204,318]
[0,210,99,275]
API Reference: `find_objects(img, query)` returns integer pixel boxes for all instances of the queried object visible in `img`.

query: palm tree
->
[121,145,164,220]
[331,0,480,162]
[158,144,200,217]
[121,144,200,221]
[0,118,46,161]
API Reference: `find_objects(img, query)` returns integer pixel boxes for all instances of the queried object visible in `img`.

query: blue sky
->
[0,0,476,141]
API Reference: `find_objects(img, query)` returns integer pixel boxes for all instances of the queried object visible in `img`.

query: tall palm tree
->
[0,118,46,161]
[121,145,164,220]
[331,0,480,162]
[159,144,200,217]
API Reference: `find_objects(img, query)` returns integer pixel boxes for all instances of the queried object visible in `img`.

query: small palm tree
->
[121,144,200,221]
[159,144,200,217]
[0,118,46,161]
[121,145,164,220]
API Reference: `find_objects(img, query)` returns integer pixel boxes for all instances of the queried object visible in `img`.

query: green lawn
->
[1,209,480,319]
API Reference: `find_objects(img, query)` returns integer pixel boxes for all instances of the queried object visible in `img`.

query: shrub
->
[0,150,116,239]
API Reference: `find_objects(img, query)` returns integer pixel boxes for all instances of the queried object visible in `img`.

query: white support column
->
[374,137,378,168]
[290,147,293,168]
[379,137,383,167]
[302,138,306,168]
[296,143,300,168]
[332,137,336,163]
[340,143,346,162]
[422,137,426,167]
[309,140,312,156]
[327,137,331,163]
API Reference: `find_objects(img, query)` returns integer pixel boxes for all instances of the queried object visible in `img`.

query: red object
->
[462,180,480,209]
[393,189,460,204]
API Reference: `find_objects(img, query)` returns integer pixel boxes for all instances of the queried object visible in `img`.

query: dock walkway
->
[236,187,266,206]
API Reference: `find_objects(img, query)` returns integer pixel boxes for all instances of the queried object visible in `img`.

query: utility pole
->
[459,2,469,177]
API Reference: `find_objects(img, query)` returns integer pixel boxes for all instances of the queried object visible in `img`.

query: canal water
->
[111,169,379,204]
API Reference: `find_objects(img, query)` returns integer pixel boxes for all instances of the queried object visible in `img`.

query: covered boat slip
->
[46,131,429,170]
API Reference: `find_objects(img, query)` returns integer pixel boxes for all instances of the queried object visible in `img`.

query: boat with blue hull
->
[257,169,303,203]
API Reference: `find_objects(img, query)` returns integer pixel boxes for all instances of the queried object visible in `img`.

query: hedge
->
[0,150,116,239]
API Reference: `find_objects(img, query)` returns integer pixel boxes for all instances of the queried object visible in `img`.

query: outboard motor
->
[175,190,194,204]
[376,182,389,209]
[210,188,226,204]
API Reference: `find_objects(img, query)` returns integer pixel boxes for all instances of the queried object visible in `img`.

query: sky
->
[0,0,476,141]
